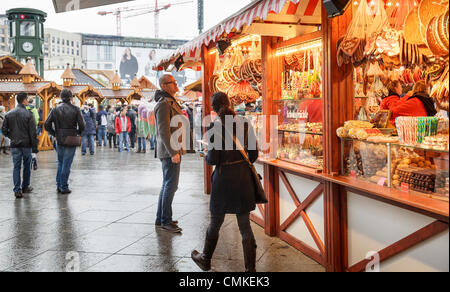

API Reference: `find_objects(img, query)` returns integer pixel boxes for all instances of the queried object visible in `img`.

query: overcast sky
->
[0,0,252,40]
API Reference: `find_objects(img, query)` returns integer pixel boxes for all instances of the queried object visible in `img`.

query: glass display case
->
[274,99,323,170]
[273,39,324,170]
[341,138,449,201]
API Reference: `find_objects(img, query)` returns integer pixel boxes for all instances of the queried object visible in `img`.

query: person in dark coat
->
[127,106,137,149]
[1,92,38,198]
[191,92,259,272]
[81,104,96,155]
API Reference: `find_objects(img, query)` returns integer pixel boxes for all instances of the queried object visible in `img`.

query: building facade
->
[81,34,192,86]
[0,15,9,55]
[44,28,82,70]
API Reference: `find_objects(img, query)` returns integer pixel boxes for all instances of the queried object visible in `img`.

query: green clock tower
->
[6,8,47,78]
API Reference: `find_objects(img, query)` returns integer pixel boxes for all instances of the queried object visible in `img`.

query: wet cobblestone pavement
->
[0,147,324,272]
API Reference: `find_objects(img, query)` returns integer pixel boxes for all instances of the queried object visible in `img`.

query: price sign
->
[377,177,386,186]
[401,182,409,192]
[350,170,357,178]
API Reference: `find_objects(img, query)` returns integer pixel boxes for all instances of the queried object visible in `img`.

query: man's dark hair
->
[61,89,73,102]
[16,92,28,104]
[99,105,104,111]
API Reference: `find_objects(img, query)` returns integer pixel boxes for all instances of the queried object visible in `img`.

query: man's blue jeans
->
[56,145,76,191]
[138,137,147,152]
[149,135,156,150]
[118,132,130,152]
[98,126,107,146]
[81,134,95,154]
[156,157,181,225]
[11,148,32,193]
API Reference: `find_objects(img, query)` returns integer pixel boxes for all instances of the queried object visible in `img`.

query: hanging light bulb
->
[395,2,400,6]
[353,1,358,5]
[387,1,392,7]
[369,0,375,6]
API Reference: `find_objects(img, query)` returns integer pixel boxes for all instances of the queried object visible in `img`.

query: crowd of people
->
[0,74,260,272]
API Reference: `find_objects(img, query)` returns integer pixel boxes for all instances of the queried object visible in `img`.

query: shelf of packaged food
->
[273,98,322,102]
[277,129,323,135]
[340,137,450,154]
[323,174,449,220]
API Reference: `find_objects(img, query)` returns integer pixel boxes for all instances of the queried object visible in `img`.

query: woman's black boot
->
[191,234,218,271]
[242,238,257,272]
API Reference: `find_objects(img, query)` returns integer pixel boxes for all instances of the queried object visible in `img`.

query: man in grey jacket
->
[154,74,188,233]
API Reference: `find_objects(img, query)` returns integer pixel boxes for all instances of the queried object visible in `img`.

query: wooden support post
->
[322,5,354,175]
[38,90,54,151]
[264,164,279,236]
[261,36,282,235]
[201,45,214,195]
[322,4,353,272]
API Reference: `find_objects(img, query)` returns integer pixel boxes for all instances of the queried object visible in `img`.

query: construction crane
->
[98,0,192,38]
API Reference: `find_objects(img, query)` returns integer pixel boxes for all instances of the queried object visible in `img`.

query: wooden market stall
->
[155,0,448,272]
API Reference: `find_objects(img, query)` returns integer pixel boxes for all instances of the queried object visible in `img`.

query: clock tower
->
[6,8,47,78]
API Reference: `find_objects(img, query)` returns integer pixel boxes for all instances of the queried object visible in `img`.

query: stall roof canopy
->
[52,0,133,13]
[45,69,106,88]
[172,0,320,58]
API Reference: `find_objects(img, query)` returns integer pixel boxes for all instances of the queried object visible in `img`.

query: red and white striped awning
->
[158,0,320,69]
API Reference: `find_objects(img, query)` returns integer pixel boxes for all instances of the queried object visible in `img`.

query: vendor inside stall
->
[390,80,437,120]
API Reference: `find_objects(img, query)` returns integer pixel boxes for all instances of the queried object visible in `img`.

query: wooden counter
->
[258,158,449,221]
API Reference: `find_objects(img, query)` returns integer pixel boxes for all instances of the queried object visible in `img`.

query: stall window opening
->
[20,21,35,37]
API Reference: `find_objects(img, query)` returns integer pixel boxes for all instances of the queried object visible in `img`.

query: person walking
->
[1,92,39,198]
[44,89,85,195]
[154,74,188,233]
[96,105,108,147]
[26,97,40,170]
[107,106,117,148]
[80,104,96,156]
[136,111,150,153]
[0,105,11,155]
[115,107,131,152]
[127,106,137,149]
[191,92,259,272]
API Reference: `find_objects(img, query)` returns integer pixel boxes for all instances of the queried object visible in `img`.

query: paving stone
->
[0,149,324,272]
[5,251,112,272]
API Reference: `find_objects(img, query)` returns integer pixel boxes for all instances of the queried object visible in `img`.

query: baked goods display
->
[277,131,323,169]
[281,43,322,100]
[210,42,262,105]
[277,122,322,134]
[420,134,449,150]
[340,114,448,200]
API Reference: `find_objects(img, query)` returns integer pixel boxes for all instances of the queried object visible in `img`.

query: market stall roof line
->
[157,0,321,69]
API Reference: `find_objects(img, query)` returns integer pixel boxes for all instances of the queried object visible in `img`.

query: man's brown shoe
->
[22,187,33,194]
[14,192,23,199]
[162,223,182,233]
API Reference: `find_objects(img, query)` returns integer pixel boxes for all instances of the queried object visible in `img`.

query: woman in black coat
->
[191,92,259,272]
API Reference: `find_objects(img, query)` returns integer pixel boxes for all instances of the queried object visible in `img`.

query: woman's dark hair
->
[412,80,429,96]
[211,92,235,122]
[386,80,401,97]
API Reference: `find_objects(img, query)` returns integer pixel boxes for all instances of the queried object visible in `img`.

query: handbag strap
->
[221,122,254,168]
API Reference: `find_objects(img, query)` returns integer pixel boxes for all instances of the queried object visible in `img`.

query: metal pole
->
[198,0,204,34]
[387,143,391,188]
